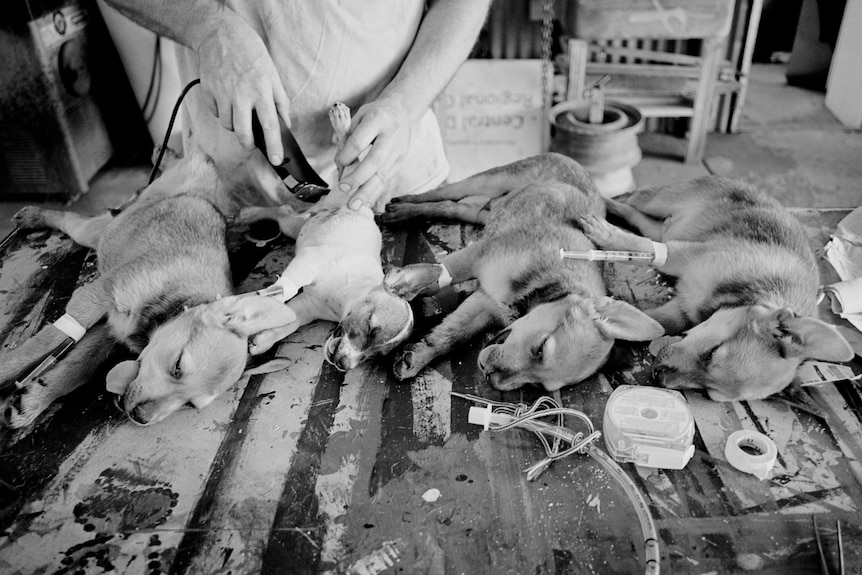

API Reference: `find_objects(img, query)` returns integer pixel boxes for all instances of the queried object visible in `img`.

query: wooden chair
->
[566,0,736,164]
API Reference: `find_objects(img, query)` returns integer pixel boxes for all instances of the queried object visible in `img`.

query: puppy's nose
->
[484,369,505,390]
[651,364,673,385]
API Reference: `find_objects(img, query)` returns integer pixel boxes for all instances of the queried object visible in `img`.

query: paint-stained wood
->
[0,208,860,574]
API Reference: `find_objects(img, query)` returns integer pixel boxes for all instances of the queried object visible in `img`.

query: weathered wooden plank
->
[181,322,331,575]
[316,363,389,571]
[0,388,242,572]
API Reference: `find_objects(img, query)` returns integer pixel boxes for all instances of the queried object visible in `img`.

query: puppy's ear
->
[771,309,854,361]
[243,357,292,376]
[106,360,139,394]
[205,295,297,337]
[591,297,665,341]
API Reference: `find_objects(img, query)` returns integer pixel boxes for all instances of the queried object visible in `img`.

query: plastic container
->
[603,385,695,469]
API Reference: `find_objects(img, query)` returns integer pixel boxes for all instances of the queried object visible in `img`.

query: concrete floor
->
[1,63,860,240]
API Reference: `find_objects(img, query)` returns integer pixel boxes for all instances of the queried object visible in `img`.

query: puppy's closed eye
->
[531,338,546,361]
[700,346,718,365]
[172,352,184,380]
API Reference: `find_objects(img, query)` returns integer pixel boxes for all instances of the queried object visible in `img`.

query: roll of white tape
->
[724,430,777,480]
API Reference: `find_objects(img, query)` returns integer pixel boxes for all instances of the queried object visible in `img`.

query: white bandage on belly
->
[651,241,668,267]
[53,313,86,342]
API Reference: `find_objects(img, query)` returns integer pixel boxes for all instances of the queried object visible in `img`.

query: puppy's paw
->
[385,264,447,300]
[579,215,638,251]
[329,102,351,147]
[392,341,435,380]
[12,206,49,230]
[1,381,52,429]
[249,329,284,356]
[380,202,429,224]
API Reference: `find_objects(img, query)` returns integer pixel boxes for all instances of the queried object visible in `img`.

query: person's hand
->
[334,98,411,212]
[196,24,290,165]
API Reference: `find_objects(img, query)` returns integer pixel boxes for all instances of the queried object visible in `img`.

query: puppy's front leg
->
[580,214,655,253]
[579,215,706,276]
[248,292,329,355]
[604,198,665,240]
[386,239,487,300]
[0,278,111,391]
[393,290,503,380]
[1,324,120,428]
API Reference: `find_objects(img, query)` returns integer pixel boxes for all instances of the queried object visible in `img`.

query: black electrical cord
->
[148,77,201,185]
[140,35,162,124]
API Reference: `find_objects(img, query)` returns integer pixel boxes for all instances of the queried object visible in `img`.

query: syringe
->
[559,248,655,263]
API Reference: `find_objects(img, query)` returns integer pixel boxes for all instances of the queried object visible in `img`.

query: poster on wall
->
[433,59,546,182]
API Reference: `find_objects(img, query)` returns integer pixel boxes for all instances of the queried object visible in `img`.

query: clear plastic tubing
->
[587,444,661,574]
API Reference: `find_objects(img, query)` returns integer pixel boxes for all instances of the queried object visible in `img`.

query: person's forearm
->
[380,0,492,122]
[101,0,248,52]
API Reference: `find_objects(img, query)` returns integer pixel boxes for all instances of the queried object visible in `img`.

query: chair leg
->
[686,37,722,164]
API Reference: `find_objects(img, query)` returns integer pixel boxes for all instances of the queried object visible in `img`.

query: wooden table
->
[0,208,859,574]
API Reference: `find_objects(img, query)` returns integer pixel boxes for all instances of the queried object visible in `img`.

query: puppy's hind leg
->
[393,290,504,380]
[13,207,113,250]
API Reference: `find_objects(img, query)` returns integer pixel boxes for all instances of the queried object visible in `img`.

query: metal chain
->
[540,0,555,110]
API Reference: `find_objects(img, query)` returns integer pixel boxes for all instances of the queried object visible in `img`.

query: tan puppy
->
[0,152,296,427]
[382,153,664,391]
[235,103,414,371]
[579,177,853,401]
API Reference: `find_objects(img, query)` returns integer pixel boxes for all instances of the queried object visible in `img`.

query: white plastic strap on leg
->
[651,241,668,267]
[438,266,453,290]
[53,313,86,342]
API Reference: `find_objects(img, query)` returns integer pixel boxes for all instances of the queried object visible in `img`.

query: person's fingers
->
[334,119,377,169]
[272,83,292,130]
[217,98,233,133]
[232,102,255,150]
[339,138,390,192]
[204,93,219,119]
[256,99,283,165]
[348,172,387,211]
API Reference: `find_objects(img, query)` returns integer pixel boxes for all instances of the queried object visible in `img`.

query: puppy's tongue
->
[648,335,683,357]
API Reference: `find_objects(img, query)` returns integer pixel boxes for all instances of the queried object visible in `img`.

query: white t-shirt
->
[175,0,449,212]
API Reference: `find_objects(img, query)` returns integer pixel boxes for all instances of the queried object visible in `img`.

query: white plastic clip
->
[467,404,495,430]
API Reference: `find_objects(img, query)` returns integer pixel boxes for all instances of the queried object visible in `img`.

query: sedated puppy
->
[0,152,297,427]
[579,177,853,401]
[382,153,664,391]
[232,102,414,371]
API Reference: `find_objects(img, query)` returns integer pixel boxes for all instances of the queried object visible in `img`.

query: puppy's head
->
[324,284,414,372]
[650,305,854,401]
[478,295,664,391]
[106,294,296,425]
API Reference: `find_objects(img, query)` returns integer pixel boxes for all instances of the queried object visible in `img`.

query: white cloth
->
[174,1,449,210]
[824,206,862,355]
